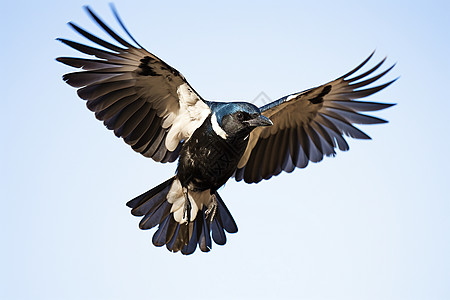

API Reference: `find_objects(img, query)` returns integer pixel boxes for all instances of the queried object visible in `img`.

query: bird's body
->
[58,5,397,254]
[178,102,271,191]
[177,114,247,192]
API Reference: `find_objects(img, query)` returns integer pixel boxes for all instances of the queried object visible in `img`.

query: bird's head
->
[210,102,273,138]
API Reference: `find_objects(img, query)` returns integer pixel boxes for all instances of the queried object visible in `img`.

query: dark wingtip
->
[83,6,104,28]
[382,103,397,109]
[339,51,376,80]
[385,76,400,89]
[109,2,117,13]
[67,21,79,32]
[109,2,143,48]
[55,38,71,46]
[376,118,388,124]
[83,5,94,15]
[81,4,135,49]
[82,6,96,22]
[83,5,99,23]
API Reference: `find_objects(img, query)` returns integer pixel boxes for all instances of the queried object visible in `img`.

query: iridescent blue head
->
[208,101,272,138]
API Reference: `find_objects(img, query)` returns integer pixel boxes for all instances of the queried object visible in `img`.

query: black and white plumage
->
[57,6,396,255]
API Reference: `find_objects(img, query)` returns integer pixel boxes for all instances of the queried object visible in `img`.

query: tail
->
[126,176,238,255]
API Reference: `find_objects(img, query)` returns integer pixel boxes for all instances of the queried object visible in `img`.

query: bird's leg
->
[205,193,218,223]
[182,187,191,224]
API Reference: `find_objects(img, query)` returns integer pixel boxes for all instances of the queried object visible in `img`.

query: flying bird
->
[57,5,396,255]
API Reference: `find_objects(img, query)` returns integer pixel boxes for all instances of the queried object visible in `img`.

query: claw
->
[182,187,191,224]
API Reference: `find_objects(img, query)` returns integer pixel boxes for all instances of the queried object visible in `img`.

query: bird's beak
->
[245,115,273,127]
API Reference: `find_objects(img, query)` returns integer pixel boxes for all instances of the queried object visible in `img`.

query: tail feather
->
[127,177,238,255]
[211,214,226,245]
[139,200,171,230]
[127,177,174,216]
[167,222,188,252]
[181,215,200,255]
[215,193,238,233]
[152,215,171,247]
[199,209,212,252]
[164,216,178,244]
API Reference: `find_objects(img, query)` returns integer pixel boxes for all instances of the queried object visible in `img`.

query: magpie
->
[57,5,397,255]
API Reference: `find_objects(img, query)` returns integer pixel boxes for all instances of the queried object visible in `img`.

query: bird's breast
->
[177,118,249,191]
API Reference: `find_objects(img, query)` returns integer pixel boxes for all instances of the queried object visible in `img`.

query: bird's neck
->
[208,115,250,145]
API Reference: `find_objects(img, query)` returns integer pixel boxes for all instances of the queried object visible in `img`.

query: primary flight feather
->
[57,5,396,254]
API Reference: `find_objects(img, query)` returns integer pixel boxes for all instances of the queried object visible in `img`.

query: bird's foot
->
[182,187,191,224]
[205,194,218,223]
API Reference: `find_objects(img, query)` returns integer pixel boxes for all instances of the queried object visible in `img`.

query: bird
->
[57,5,396,255]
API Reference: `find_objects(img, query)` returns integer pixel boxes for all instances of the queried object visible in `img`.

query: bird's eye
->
[236,112,244,121]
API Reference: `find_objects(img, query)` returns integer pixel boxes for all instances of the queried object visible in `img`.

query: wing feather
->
[56,57,123,69]
[95,93,139,121]
[236,53,396,183]
[124,105,155,145]
[57,6,210,162]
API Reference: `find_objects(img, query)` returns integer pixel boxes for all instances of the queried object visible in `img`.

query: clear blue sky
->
[1,0,449,299]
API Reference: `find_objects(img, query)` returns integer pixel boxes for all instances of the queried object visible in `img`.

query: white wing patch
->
[286,93,299,102]
[165,83,211,151]
[211,113,228,139]
[167,178,211,223]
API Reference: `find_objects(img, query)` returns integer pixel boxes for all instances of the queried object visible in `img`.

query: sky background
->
[1,0,449,299]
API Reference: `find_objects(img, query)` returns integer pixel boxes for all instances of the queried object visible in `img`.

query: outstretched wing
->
[57,6,211,163]
[235,53,396,183]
